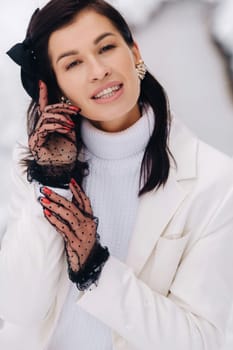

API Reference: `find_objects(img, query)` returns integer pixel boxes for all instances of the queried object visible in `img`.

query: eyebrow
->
[56,32,115,64]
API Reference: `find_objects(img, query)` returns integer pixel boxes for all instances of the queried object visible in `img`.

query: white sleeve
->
[0,145,66,326]
[77,187,233,350]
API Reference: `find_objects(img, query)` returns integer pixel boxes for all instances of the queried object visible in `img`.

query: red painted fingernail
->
[44,209,52,217]
[42,187,52,195]
[41,197,51,204]
[63,126,72,131]
[71,178,76,185]
[66,120,75,126]
[68,106,80,112]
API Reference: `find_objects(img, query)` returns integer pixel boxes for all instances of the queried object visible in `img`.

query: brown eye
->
[66,60,81,70]
[99,44,116,54]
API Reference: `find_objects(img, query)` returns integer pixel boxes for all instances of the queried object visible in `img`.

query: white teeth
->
[94,85,121,99]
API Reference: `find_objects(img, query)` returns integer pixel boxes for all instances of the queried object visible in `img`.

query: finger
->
[37,128,77,147]
[45,103,80,114]
[72,195,84,213]
[40,188,86,221]
[34,123,74,147]
[41,197,81,239]
[70,178,93,216]
[43,208,78,243]
[39,80,48,113]
[40,196,78,225]
[39,112,76,126]
[35,111,76,131]
[30,128,72,149]
[70,180,93,215]
[70,181,85,212]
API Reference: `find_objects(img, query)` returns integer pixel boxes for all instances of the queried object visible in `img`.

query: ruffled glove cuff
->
[27,159,88,188]
[67,240,110,291]
[27,159,75,188]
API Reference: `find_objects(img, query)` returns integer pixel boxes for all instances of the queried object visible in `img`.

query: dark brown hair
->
[26,0,173,195]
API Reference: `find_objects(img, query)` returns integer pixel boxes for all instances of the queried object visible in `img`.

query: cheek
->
[56,74,84,102]
[56,74,69,96]
[123,57,139,91]
[127,65,141,99]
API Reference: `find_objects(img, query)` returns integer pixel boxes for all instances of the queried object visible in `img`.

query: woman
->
[1,0,233,349]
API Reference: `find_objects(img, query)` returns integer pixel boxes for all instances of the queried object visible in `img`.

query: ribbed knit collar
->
[81,107,155,160]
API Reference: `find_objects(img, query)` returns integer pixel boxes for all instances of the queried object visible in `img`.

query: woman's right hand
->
[29,81,80,166]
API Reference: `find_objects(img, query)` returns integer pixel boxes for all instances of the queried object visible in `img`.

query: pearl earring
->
[136,59,147,80]
[61,96,72,105]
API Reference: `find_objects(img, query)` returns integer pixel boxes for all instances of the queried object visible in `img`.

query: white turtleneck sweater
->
[49,108,155,350]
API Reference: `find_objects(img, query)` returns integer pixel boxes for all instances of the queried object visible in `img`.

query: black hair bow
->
[7,37,39,101]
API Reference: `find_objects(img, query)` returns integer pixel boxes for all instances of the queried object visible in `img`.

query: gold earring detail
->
[61,96,72,105]
[136,59,147,80]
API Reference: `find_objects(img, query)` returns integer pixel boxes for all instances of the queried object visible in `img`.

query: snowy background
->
[0,0,233,347]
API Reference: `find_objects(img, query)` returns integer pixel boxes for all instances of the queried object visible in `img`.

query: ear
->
[131,41,142,64]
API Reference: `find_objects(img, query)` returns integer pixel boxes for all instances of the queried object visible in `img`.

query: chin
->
[82,98,139,123]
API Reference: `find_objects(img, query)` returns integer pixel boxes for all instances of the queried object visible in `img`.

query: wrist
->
[68,241,110,291]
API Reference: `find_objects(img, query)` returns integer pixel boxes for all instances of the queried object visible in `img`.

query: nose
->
[88,58,111,82]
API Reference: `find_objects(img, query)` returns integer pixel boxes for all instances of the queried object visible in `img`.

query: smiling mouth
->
[92,84,123,99]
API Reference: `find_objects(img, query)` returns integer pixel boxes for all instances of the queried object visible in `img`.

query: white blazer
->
[0,117,233,350]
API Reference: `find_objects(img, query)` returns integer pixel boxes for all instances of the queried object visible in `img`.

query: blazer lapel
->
[126,117,198,275]
[126,174,188,275]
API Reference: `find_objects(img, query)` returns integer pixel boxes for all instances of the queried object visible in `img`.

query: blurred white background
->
[0,0,233,347]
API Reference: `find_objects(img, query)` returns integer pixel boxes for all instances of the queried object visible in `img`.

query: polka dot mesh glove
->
[28,81,80,187]
[39,178,109,291]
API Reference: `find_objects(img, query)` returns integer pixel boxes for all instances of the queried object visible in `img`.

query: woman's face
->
[48,10,142,132]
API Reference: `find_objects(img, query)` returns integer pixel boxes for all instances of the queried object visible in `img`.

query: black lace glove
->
[28,80,80,187]
[39,178,109,290]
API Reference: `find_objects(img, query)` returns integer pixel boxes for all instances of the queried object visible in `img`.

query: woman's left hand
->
[39,178,97,273]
